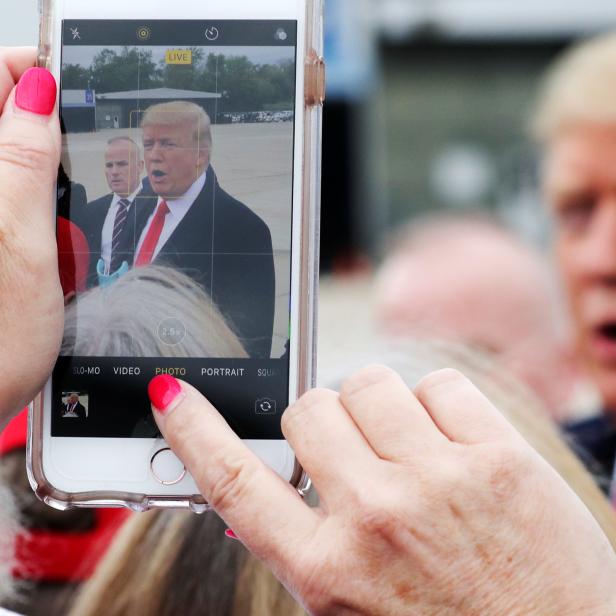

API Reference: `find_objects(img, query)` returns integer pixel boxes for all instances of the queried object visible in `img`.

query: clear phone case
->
[28,0,324,512]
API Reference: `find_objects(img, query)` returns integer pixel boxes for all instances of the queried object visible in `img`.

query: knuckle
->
[0,139,55,176]
[352,495,418,556]
[345,484,402,539]
[340,364,400,399]
[356,502,397,537]
[296,557,358,616]
[282,388,337,433]
[477,442,533,498]
[415,368,468,399]
[202,452,257,512]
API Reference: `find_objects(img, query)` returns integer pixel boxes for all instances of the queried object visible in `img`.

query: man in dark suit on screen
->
[132,101,275,358]
[79,136,145,286]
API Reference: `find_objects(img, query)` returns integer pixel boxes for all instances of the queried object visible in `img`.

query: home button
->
[150,448,186,485]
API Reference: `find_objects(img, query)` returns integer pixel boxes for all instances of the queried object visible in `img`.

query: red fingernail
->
[15,67,57,116]
[148,375,183,415]
[225,529,240,541]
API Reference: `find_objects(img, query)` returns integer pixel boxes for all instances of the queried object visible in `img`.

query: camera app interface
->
[53,20,297,439]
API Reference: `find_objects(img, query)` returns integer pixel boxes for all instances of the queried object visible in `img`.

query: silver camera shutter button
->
[150,448,186,485]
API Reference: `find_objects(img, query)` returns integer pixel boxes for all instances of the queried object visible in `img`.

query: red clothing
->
[0,409,132,582]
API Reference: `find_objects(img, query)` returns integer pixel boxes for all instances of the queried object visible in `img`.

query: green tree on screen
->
[76,48,295,111]
[61,63,91,89]
[90,47,161,93]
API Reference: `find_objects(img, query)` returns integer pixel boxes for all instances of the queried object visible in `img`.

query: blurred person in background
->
[0,411,130,616]
[534,32,616,490]
[67,511,304,616]
[375,215,582,422]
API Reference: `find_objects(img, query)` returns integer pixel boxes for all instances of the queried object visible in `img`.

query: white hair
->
[533,32,616,141]
[62,266,247,358]
[141,101,212,150]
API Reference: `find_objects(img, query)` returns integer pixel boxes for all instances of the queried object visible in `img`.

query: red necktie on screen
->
[135,201,170,266]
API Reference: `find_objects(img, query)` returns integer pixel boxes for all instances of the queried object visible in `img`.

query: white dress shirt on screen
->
[135,171,207,261]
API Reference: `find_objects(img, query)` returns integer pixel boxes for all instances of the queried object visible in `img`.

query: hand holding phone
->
[0,50,62,424]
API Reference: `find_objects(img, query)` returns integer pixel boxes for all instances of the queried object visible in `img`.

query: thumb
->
[0,66,63,420]
[0,67,60,234]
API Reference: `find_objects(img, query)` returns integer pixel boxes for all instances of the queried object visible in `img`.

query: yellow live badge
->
[165,50,192,65]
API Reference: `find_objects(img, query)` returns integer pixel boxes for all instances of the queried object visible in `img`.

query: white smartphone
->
[28,0,324,511]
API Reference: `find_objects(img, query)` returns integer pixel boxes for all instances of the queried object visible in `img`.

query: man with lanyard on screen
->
[80,136,145,287]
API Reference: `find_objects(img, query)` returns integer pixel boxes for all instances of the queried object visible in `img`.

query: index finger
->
[0,48,37,111]
[149,376,320,569]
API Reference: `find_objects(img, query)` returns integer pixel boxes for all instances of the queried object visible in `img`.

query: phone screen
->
[52,20,297,440]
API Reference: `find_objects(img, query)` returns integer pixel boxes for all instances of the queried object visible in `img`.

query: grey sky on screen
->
[0,0,38,46]
[62,46,295,69]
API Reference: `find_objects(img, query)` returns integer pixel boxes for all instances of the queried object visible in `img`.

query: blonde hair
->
[141,101,212,150]
[69,511,305,616]
[533,32,616,142]
[62,265,247,359]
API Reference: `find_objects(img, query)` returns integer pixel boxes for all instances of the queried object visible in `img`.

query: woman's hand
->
[0,48,62,425]
[149,367,616,616]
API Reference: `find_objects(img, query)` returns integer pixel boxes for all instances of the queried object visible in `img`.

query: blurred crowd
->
[4,18,616,616]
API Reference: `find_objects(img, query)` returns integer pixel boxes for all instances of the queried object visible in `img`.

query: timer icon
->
[205,27,219,41]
